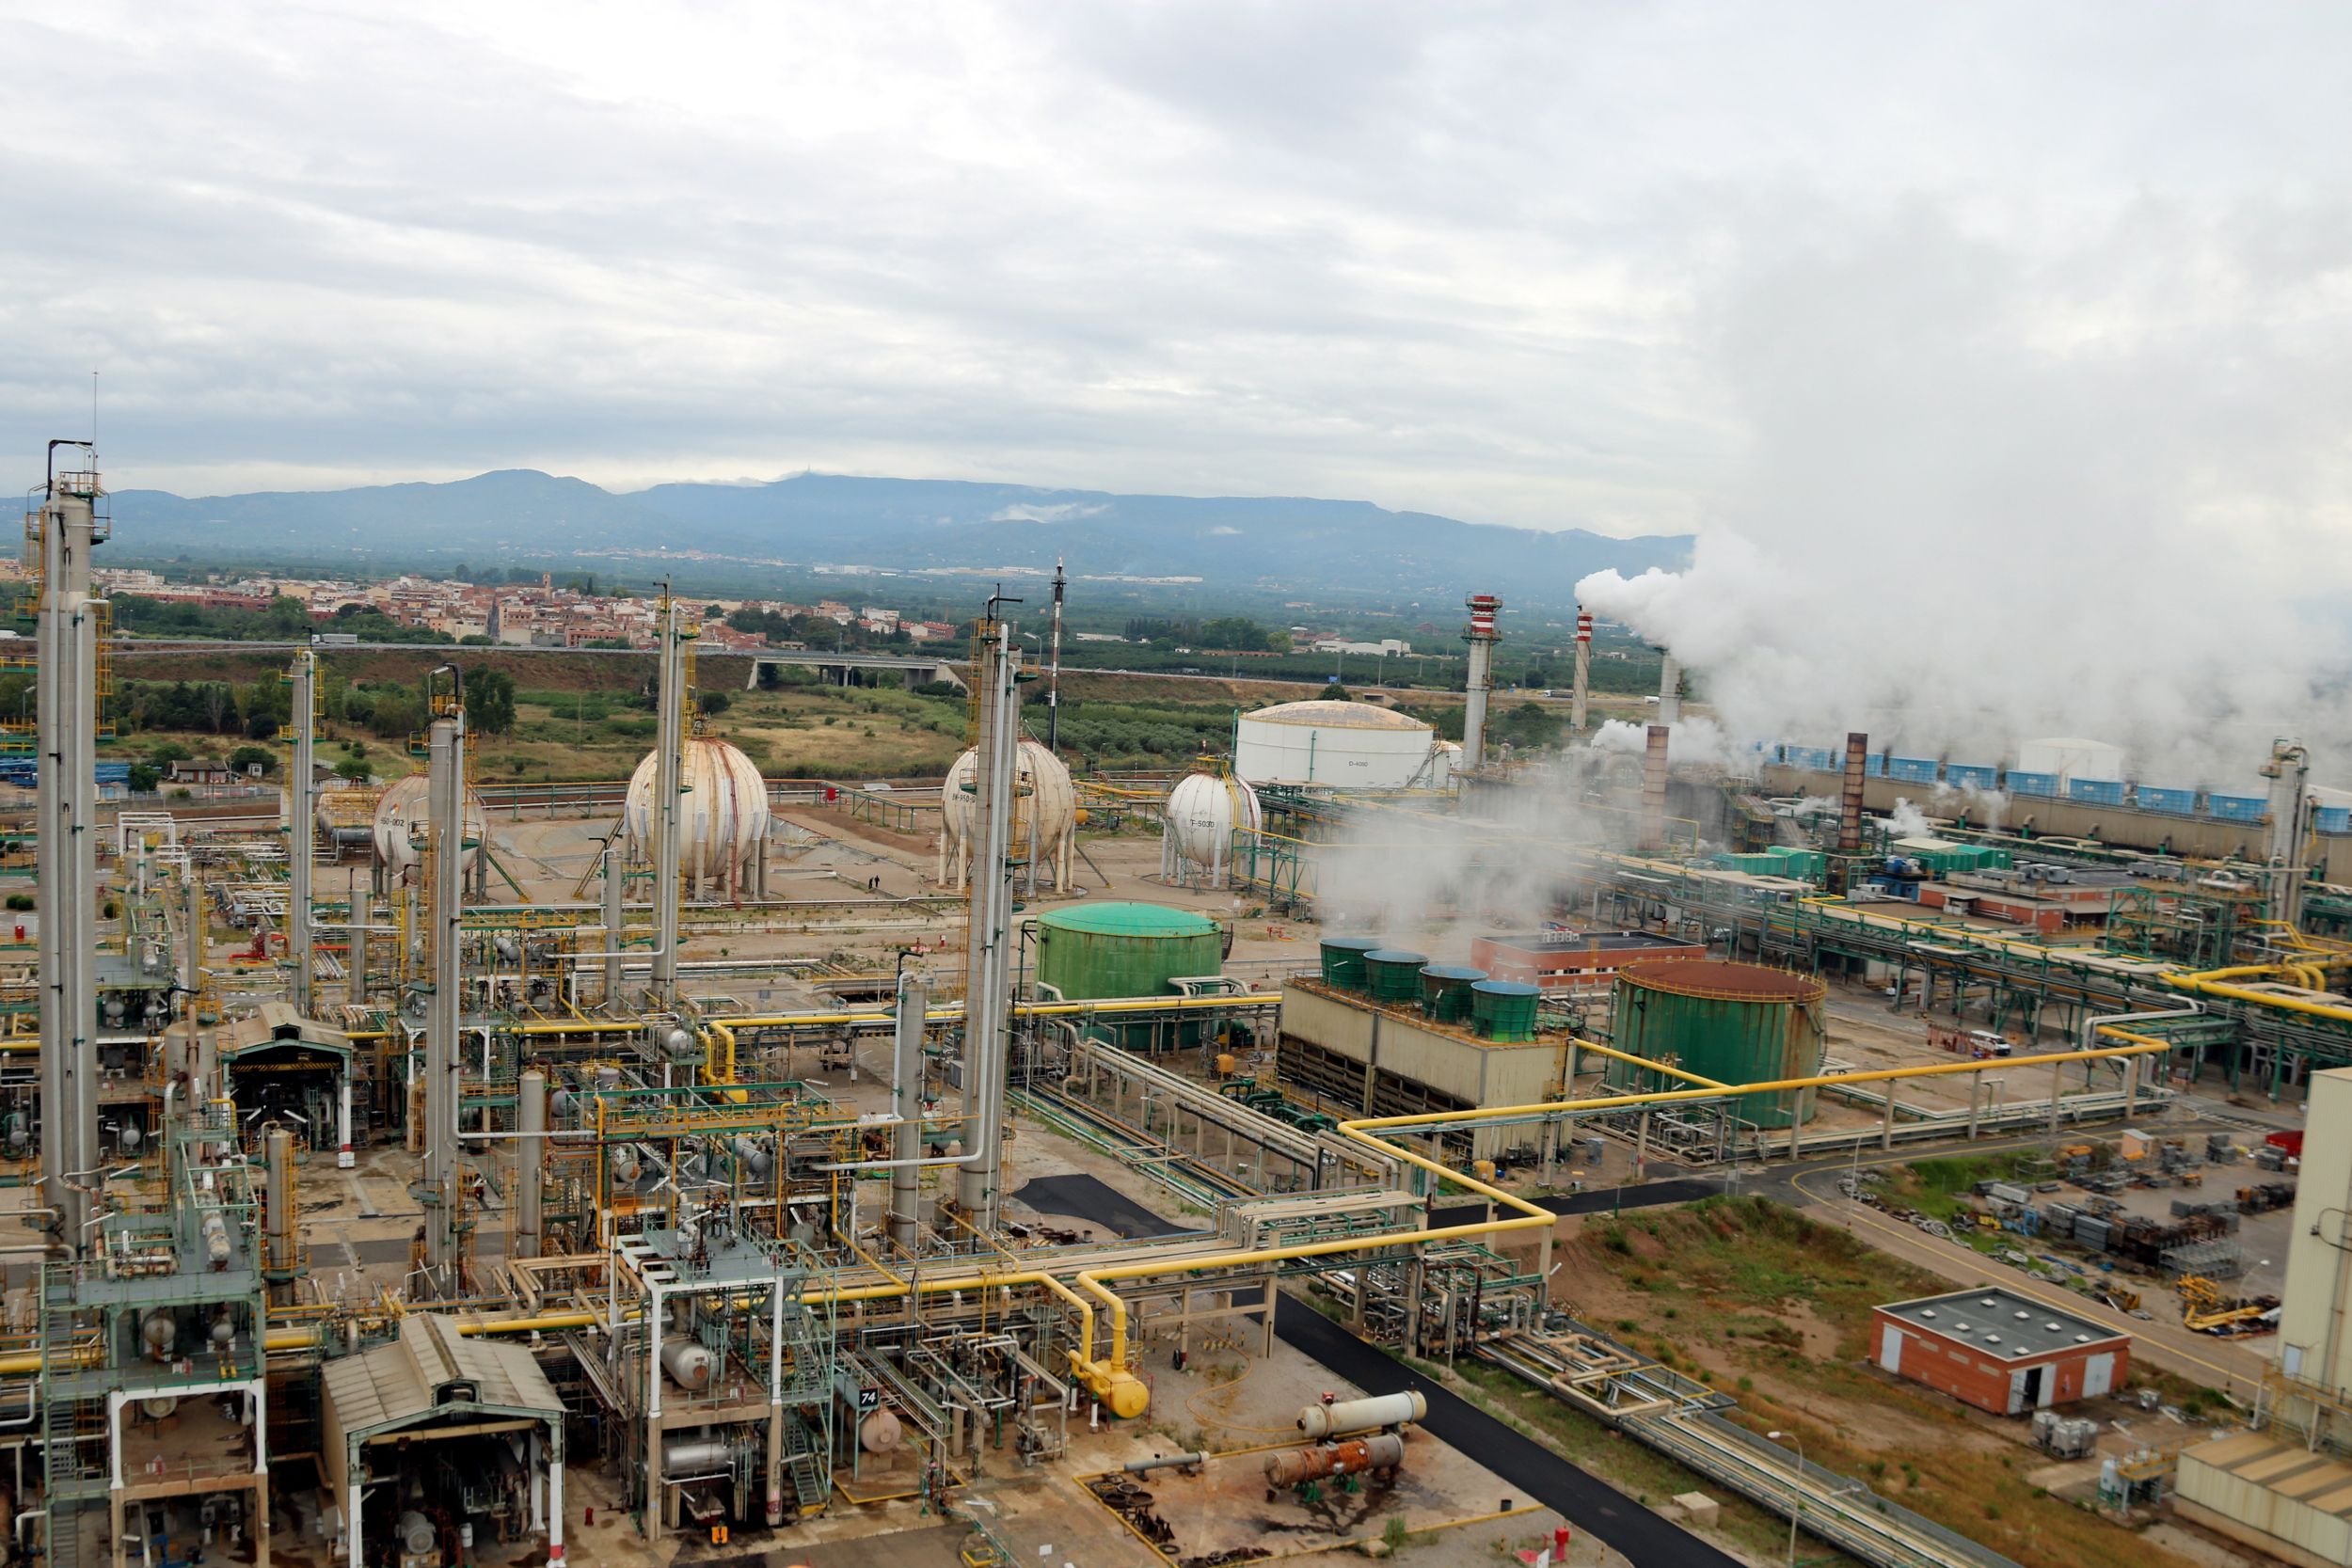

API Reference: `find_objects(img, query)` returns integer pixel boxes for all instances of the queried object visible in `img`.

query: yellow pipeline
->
[2164,969,2352,1022]
[1549,1037,1729,1089]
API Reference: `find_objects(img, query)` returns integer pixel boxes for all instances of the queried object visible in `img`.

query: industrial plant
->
[8,452,2344,1568]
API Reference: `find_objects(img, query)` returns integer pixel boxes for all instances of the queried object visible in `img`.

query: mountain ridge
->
[101,468,1691,605]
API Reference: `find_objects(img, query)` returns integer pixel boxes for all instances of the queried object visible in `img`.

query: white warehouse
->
[1233,700,1452,789]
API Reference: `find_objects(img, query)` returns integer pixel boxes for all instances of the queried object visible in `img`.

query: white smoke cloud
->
[1579,205,2352,792]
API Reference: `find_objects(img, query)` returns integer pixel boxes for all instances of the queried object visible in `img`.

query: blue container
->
[1945,764,1998,791]
[2006,770,2058,798]
[2209,794,2266,823]
[2317,806,2352,835]
[2067,779,2126,806]
[1888,757,1939,784]
[1864,753,1886,777]
[2136,786,2198,816]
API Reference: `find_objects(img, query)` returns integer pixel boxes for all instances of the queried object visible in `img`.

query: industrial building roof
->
[322,1314,564,1439]
[1245,700,1429,731]
[1878,1288,2128,1361]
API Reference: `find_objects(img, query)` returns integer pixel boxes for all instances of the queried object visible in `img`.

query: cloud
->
[986,502,1106,524]
[0,0,2344,617]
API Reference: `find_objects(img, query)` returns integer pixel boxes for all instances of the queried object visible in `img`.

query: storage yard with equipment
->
[7,464,2342,1568]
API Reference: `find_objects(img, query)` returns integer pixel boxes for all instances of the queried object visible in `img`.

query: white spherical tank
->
[1233,700,1444,788]
[624,738,771,896]
[938,739,1077,892]
[371,774,487,880]
[1161,770,1262,886]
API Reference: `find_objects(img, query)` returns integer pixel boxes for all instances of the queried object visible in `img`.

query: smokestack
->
[1839,732,1868,853]
[1638,724,1670,850]
[1461,593,1502,770]
[1571,609,1592,732]
[1657,651,1681,725]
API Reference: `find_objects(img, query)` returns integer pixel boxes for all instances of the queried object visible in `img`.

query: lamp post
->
[1766,1430,1804,1567]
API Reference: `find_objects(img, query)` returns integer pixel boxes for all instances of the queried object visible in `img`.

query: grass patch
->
[1881,1150,2048,1223]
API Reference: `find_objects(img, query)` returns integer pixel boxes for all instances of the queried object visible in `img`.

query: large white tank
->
[1161,769,1262,887]
[371,774,487,880]
[937,739,1077,892]
[1234,700,1444,788]
[625,738,771,898]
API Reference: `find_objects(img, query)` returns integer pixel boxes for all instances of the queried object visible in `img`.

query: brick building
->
[1872,1289,2130,1415]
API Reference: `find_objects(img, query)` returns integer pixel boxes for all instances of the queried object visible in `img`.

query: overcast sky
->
[5,2,2350,544]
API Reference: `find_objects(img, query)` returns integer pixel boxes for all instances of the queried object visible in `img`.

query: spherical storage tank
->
[371,775,487,881]
[1036,901,1225,1049]
[1160,768,1262,887]
[1234,701,1448,789]
[1604,960,1826,1129]
[939,739,1077,892]
[625,738,771,897]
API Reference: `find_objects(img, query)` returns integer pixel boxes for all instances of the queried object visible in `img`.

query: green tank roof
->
[1038,901,1219,938]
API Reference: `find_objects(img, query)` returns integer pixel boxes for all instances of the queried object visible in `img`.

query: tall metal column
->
[420,686,467,1291]
[287,649,317,1013]
[348,890,369,1007]
[889,969,929,1253]
[651,596,686,1006]
[35,448,103,1256]
[957,617,1019,1231]
[516,1068,546,1260]
[599,840,625,1008]
[1046,558,1066,753]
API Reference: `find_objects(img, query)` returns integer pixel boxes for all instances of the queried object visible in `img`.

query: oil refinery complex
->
[8,450,2350,1568]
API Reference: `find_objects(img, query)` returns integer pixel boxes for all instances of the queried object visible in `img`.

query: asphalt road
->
[1275,1297,1741,1568]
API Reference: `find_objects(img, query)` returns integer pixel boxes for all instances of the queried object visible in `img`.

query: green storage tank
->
[1418,964,1486,1023]
[1604,959,1827,1129]
[1362,949,1428,1006]
[1320,936,1384,992]
[1470,979,1541,1042]
[1035,903,1226,1048]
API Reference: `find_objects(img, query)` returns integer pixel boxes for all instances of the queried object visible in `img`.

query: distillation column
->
[516,1068,546,1260]
[288,649,317,1014]
[956,619,1019,1231]
[36,451,103,1256]
[1460,593,1501,771]
[1570,608,1592,733]
[2264,738,2311,929]
[650,597,687,1006]
[600,839,625,1008]
[420,691,467,1291]
[888,970,928,1252]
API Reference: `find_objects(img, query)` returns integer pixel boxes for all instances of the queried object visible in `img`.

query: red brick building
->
[1872,1289,2130,1415]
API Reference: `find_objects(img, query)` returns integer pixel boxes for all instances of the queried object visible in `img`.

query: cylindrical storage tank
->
[858,1408,903,1453]
[371,774,487,879]
[660,1337,716,1392]
[1418,964,1486,1023]
[1361,949,1427,1006]
[1162,769,1263,881]
[1604,960,1828,1129]
[1296,1390,1426,1438]
[941,738,1077,888]
[624,738,771,895]
[1233,700,1443,788]
[1470,979,1541,1042]
[1264,1433,1406,1487]
[1036,903,1224,1001]
[1319,936,1383,991]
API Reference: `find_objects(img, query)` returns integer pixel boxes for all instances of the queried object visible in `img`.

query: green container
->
[1419,964,1486,1023]
[1604,959,1827,1129]
[1037,902,1225,1004]
[1320,936,1384,992]
[1470,979,1542,1042]
[1362,949,1428,1005]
